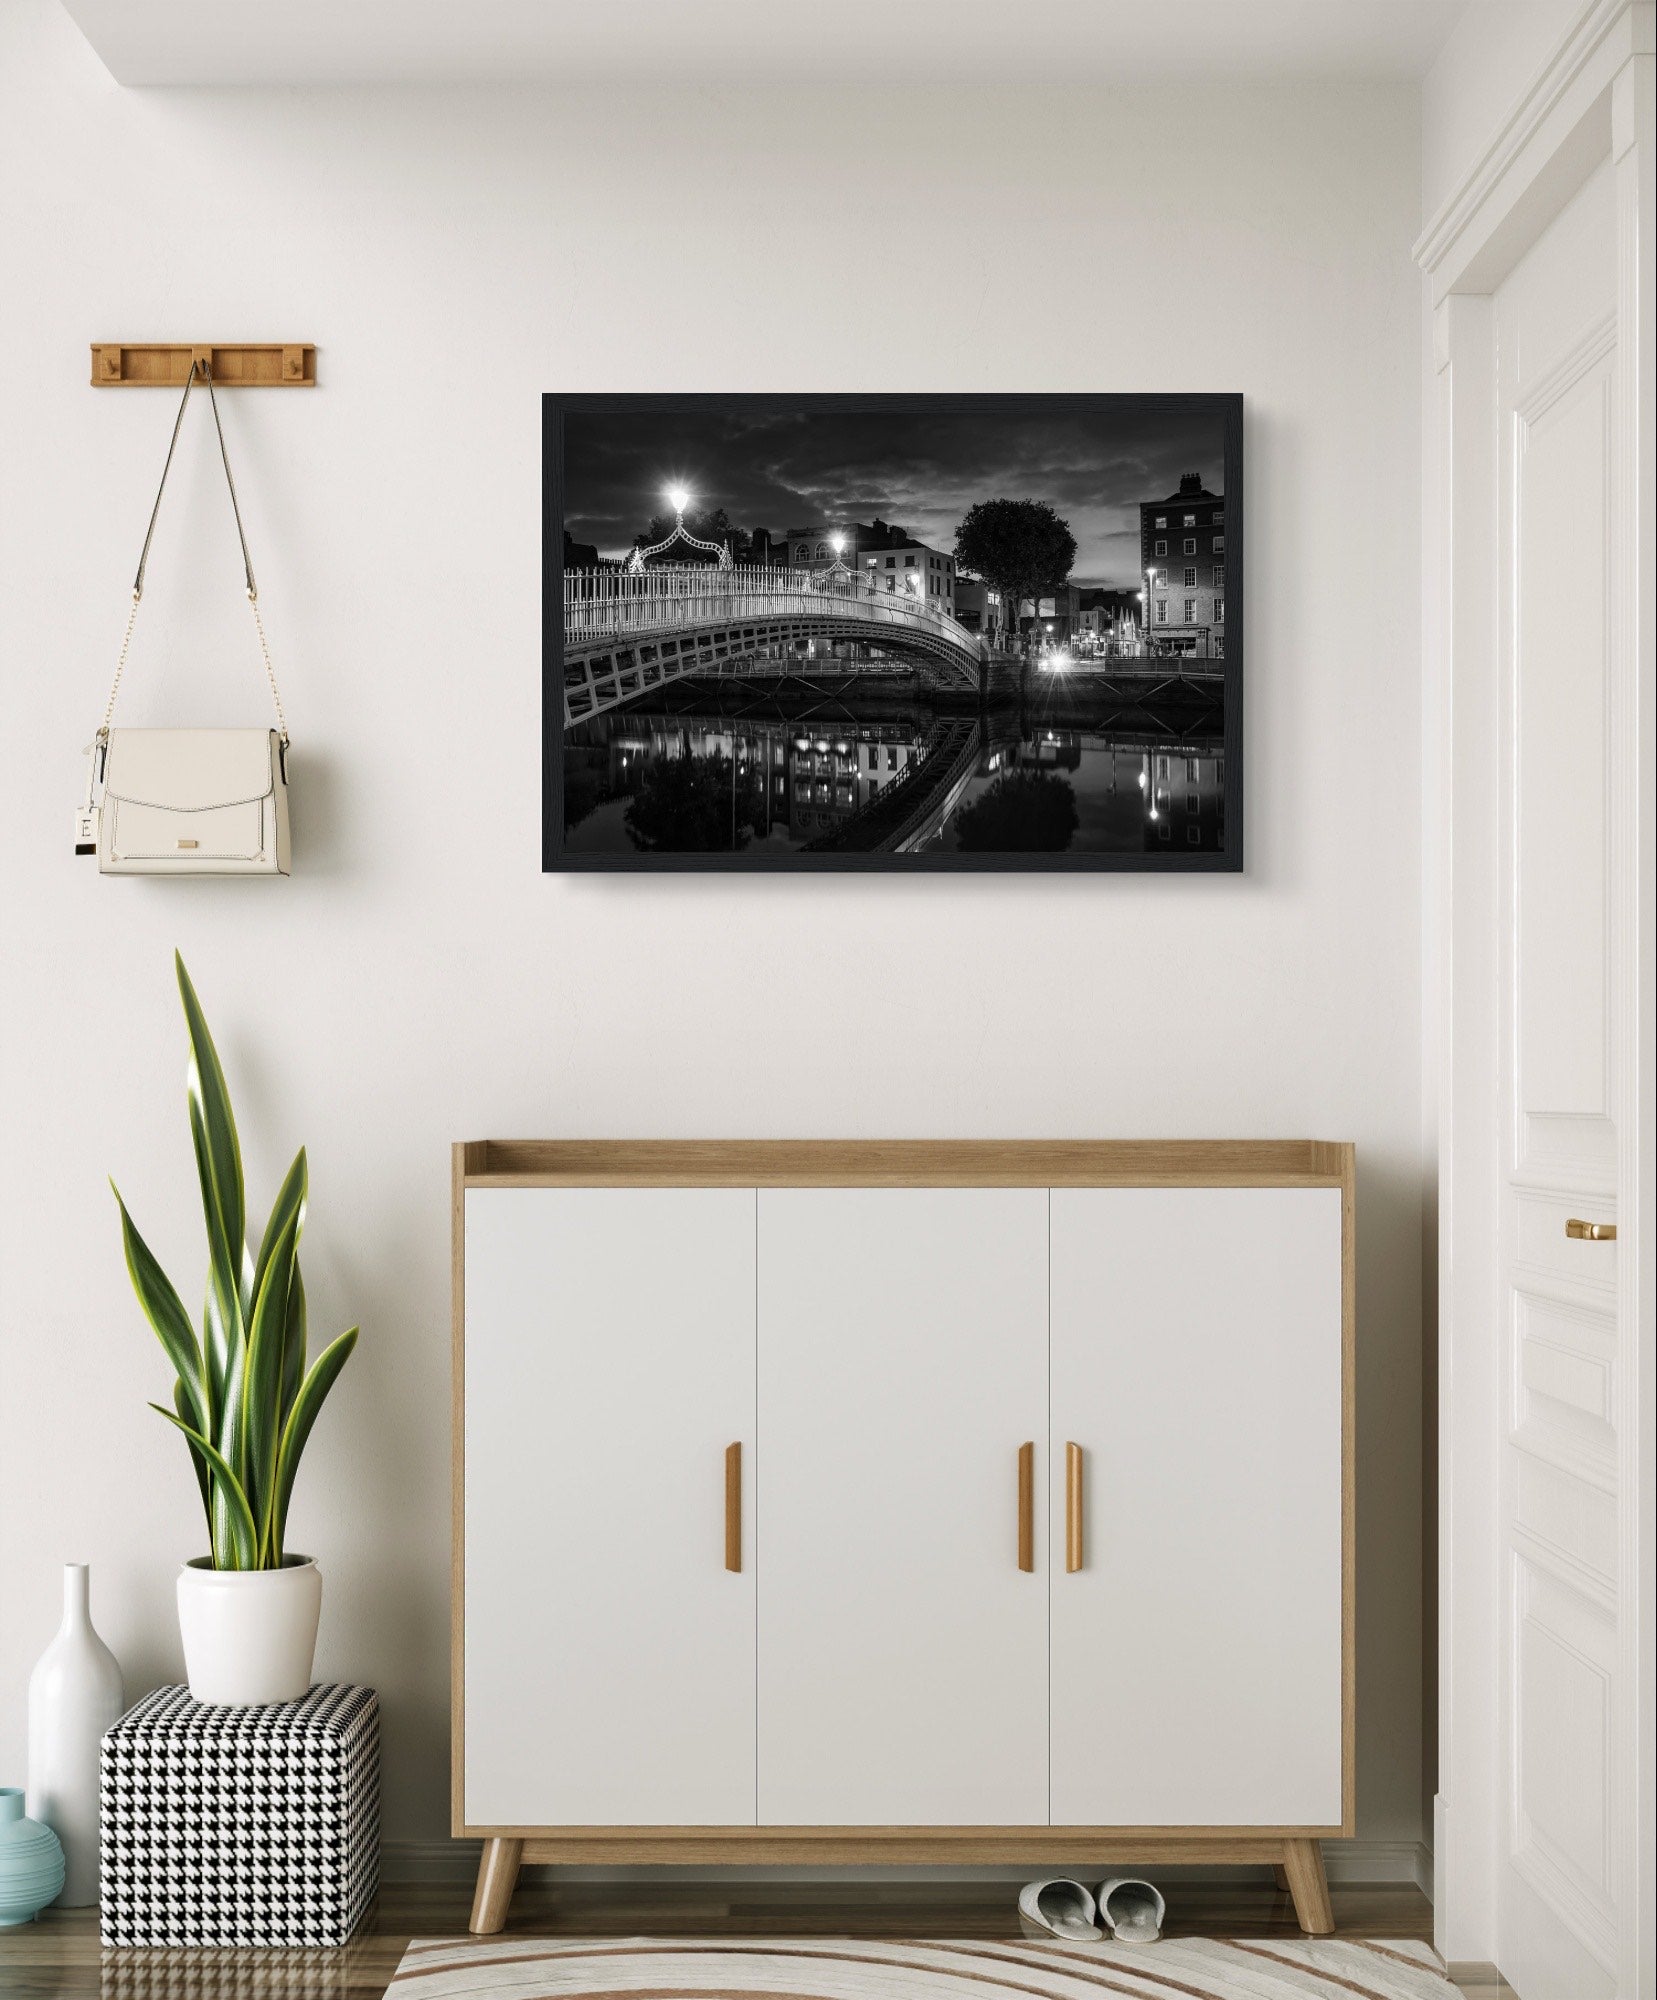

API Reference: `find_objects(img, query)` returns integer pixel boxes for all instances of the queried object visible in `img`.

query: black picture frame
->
[543,392,1243,873]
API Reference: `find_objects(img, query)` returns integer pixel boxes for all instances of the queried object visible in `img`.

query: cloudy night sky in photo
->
[559,399,1226,590]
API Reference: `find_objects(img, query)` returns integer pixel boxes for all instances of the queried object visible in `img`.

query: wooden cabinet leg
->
[1271,1863,1292,1893]
[1281,1839,1334,1935]
[469,1836,524,1935]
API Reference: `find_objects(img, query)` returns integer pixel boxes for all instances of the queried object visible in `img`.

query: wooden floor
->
[0,1877,1507,1998]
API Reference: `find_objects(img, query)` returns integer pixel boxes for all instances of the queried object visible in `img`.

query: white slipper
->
[1017,1878,1103,1942]
[1094,1877,1165,1943]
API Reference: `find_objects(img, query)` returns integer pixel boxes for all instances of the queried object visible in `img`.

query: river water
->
[562,678,1225,858]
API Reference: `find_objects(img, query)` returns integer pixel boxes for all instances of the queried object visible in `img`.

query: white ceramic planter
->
[177,1558,322,1706]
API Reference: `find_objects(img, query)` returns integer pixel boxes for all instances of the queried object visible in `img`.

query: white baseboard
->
[1322,1841,1434,1893]
[382,1838,1434,1894]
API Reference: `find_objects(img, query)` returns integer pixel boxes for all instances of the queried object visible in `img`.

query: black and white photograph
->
[10,1,1654,1991]
[544,393,1242,871]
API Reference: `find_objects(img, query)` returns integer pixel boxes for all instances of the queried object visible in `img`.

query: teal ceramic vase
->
[0,1787,65,1926]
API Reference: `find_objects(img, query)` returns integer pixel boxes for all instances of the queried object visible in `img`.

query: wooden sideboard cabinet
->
[452,1141,1354,1936]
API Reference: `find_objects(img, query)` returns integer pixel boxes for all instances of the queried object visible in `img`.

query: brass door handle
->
[724,1442,742,1572]
[1017,1442,1034,1572]
[1065,1441,1084,1573]
[1565,1218,1616,1241]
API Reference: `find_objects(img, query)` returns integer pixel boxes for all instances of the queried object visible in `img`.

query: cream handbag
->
[80,362,291,876]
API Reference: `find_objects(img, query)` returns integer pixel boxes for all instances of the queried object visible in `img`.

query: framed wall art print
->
[544,392,1242,873]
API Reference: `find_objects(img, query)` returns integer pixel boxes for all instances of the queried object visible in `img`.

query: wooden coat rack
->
[90,343,316,387]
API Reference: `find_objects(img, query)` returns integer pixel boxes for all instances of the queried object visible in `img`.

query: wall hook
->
[91,343,316,387]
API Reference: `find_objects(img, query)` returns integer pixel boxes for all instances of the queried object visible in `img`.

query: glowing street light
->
[624,482,732,572]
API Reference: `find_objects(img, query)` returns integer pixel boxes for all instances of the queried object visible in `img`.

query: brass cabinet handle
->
[1017,1442,1034,1572]
[724,1442,742,1572]
[1565,1218,1617,1241]
[1065,1441,1084,1573]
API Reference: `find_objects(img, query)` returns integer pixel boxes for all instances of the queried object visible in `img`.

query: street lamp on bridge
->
[623,483,733,573]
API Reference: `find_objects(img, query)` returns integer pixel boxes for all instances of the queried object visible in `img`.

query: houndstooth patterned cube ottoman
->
[100,1682,379,1947]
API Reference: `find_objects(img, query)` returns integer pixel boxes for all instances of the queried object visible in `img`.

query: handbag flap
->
[104,729,278,811]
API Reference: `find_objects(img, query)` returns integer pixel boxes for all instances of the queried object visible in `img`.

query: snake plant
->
[112,953,359,1570]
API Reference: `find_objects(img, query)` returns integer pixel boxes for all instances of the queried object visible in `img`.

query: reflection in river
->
[563,675,1224,856]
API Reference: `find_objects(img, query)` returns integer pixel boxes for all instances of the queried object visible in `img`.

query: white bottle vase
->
[27,1564,123,1907]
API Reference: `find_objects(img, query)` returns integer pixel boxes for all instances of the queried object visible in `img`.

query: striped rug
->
[390,1935,1457,1998]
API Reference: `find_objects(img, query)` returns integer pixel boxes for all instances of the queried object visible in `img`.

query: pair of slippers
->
[1017,1876,1165,1945]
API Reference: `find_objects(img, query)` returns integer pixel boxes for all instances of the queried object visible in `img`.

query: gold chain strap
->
[247,589,289,744]
[99,589,143,740]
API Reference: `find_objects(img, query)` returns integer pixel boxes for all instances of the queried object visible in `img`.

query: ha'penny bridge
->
[562,563,988,725]
[561,564,1224,727]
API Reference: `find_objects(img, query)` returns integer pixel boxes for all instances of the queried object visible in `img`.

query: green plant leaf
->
[150,1403,258,1567]
[177,954,251,1324]
[280,1260,308,1427]
[199,1216,237,1427]
[242,1209,300,1558]
[252,1148,307,1328]
[270,1325,358,1564]
[214,1316,249,1556]
[112,1184,205,1432]
[174,1375,213,1543]
[197,1297,221,1443]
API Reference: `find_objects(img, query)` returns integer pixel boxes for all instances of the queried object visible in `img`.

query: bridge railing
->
[563,562,975,648]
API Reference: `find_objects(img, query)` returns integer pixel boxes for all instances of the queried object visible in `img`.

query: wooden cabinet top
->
[455,1139,1354,1189]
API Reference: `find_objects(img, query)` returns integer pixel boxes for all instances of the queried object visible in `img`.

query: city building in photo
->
[1140,473,1226,657]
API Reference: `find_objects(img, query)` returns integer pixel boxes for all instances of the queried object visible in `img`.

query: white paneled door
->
[1049,1187,1344,1828]
[757,1188,1050,1825]
[1494,156,1627,2000]
[463,1187,757,1828]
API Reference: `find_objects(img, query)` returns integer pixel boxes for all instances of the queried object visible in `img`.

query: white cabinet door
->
[463,1187,756,1827]
[1049,1187,1344,1828]
[757,1187,1049,1825]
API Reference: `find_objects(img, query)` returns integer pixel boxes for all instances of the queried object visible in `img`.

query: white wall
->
[1422,0,1590,217]
[0,0,1426,1867]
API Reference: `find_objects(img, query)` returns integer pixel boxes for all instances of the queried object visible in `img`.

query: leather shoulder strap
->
[99,363,288,742]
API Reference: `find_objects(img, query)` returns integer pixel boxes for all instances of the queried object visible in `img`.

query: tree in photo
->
[953,500,1078,654]
[625,749,764,853]
[563,744,629,834]
[953,768,1079,852]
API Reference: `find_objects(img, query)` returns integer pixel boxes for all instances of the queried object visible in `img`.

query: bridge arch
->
[561,563,985,726]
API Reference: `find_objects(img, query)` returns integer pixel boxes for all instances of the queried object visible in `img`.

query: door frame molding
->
[1417,1,1655,1982]
[451,1140,1355,1933]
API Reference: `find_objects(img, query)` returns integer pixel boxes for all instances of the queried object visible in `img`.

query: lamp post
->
[1143,565,1159,657]
[625,484,733,574]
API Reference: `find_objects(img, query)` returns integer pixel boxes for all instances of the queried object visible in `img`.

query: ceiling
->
[61,0,1471,89]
